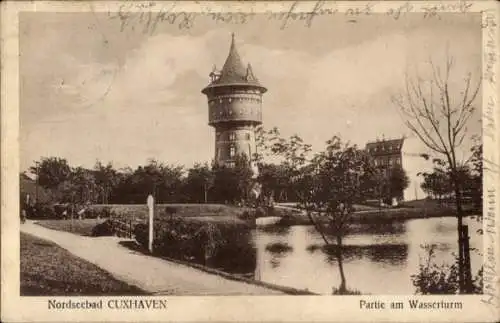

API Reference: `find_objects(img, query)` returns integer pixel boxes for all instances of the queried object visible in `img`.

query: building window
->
[389,159,393,166]
[229,133,236,141]
[374,160,378,166]
[396,158,401,165]
[229,146,236,158]
[245,133,250,140]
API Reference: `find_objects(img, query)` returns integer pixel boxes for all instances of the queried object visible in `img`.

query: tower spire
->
[203,33,266,89]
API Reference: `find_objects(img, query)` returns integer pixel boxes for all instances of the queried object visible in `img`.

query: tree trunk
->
[452,172,468,294]
[336,235,347,294]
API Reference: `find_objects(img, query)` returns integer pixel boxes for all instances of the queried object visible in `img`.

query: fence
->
[110,215,135,239]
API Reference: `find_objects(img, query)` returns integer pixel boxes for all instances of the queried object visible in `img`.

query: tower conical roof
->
[218,33,247,83]
[203,34,266,92]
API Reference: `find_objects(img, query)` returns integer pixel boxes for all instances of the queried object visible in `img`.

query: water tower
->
[201,34,267,168]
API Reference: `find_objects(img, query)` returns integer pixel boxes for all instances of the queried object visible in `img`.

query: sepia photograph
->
[15,6,487,299]
[2,1,499,321]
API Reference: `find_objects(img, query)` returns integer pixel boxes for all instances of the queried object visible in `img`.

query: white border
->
[2,1,499,322]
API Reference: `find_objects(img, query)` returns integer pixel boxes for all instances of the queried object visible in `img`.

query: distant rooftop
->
[366,138,404,155]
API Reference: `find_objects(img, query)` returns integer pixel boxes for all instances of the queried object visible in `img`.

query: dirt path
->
[21,221,283,295]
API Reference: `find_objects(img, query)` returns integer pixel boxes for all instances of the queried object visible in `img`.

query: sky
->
[19,12,482,199]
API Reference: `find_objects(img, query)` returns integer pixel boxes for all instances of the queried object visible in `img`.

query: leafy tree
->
[256,163,290,204]
[369,165,410,205]
[111,160,184,203]
[138,159,184,203]
[30,157,71,189]
[184,163,214,203]
[259,131,379,294]
[387,166,410,202]
[68,166,97,204]
[419,159,478,207]
[211,154,254,204]
[419,167,452,200]
[303,136,377,293]
[93,161,119,204]
[254,127,312,204]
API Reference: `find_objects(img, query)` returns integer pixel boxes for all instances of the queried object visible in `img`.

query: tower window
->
[229,146,236,158]
[229,133,236,141]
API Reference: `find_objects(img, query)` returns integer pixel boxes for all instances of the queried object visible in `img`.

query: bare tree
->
[392,55,481,293]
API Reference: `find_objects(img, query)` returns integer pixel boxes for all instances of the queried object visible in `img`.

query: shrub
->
[332,287,362,295]
[27,203,58,219]
[239,210,254,221]
[411,244,483,294]
[134,217,255,273]
[254,207,267,218]
[91,220,114,237]
[164,206,177,216]
[86,206,112,219]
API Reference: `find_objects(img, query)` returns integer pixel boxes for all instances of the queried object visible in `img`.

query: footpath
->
[21,221,284,295]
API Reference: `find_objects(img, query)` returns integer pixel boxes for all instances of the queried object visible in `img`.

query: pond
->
[205,216,482,295]
[251,216,483,294]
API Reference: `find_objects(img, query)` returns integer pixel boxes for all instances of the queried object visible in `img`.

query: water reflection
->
[266,242,293,253]
[206,244,257,275]
[306,243,408,266]
[202,216,482,295]
[260,224,291,236]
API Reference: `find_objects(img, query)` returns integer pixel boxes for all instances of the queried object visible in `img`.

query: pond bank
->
[274,205,479,226]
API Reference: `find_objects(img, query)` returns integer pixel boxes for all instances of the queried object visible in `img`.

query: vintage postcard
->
[1,0,499,322]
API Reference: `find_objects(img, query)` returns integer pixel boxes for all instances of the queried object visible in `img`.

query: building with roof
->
[201,34,267,169]
[365,137,406,202]
[365,138,405,170]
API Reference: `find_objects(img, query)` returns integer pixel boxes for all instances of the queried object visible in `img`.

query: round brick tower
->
[201,34,267,168]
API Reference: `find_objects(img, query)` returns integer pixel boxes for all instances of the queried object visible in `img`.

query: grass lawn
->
[36,219,107,236]
[90,203,252,220]
[20,233,148,296]
[88,204,255,228]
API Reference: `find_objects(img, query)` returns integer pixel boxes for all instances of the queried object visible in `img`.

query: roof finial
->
[230,32,235,48]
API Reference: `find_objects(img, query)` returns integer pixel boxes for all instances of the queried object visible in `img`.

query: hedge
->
[134,217,256,274]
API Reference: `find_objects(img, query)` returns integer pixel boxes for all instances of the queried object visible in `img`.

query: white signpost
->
[147,194,154,253]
